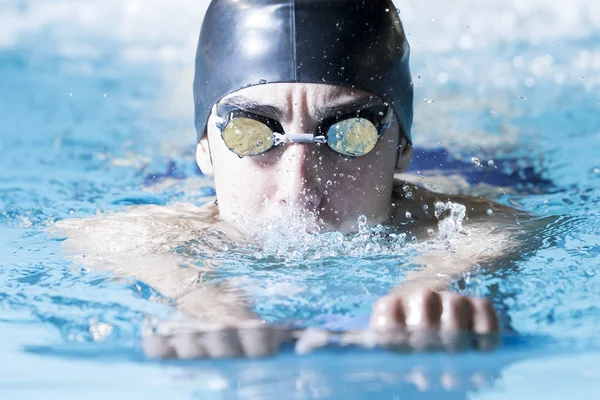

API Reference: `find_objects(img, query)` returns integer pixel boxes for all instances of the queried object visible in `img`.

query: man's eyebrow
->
[219,96,285,118]
[315,96,384,120]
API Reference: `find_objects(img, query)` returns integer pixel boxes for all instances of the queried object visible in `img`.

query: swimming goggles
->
[212,102,393,158]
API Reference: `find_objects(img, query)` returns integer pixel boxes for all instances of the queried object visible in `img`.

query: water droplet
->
[326,180,333,186]
[405,211,412,219]
[471,157,481,167]
[512,56,524,68]
[258,79,267,84]
[593,168,600,175]
[487,160,495,167]
[422,204,429,211]
[424,98,434,104]
[406,191,413,199]
[486,209,494,216]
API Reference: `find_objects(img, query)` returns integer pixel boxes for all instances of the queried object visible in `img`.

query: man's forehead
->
[220,82,380,107]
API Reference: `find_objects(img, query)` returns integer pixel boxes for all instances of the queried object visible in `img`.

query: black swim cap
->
[194,0,413,143]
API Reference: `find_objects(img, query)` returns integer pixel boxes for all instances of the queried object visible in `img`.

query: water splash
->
[434,201,469,240]
[229,209,410,262]
[186,201,473,265]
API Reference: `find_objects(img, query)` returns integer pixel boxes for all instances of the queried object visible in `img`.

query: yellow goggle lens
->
[222,118,274,156]
[327,118,379,157]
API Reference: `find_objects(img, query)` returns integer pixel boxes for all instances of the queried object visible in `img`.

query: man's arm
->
[54,202,257,324]
[370,184,533,343]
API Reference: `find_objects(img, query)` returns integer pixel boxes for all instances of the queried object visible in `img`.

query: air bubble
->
[471,157,481,167]
[487,160,495,167]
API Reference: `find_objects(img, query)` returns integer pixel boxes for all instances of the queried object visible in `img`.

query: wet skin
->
[54,83,526,359]
[157,82,515,358]
[196,83,411,233]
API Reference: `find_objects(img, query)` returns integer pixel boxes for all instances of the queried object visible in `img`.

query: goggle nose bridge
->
[273,133,327,145]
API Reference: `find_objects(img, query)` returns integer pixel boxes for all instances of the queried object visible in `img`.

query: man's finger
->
[238,323,285,357]
[203,327,245,358]
[439,292,472,352]
[369,294,407,333]
[469,298,499,334]
[142,335,176,359]
[469,297,500,351]
[169,333,208,359]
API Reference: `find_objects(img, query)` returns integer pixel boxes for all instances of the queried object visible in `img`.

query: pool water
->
[1,0,600,398]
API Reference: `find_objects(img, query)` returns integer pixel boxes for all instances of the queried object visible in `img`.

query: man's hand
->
[142,290,501,360]
[142,320,289,359]
[367,289,500,351]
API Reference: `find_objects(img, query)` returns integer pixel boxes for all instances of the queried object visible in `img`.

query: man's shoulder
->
[390,178,522,225]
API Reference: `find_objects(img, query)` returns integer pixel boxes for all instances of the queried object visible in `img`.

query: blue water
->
[1,1,600,399]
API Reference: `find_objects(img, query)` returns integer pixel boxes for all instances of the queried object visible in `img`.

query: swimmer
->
[58,0,528,358]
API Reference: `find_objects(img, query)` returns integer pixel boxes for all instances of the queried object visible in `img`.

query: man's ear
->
[395,138,413,172]
[196,134,214,176]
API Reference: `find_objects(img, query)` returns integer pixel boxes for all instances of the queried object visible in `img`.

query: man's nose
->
[274,143,323,210]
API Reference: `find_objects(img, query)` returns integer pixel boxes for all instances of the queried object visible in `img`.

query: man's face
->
[197,83,410,233]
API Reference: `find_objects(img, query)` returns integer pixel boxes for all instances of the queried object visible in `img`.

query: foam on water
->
[193,197,471,264]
